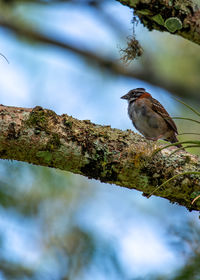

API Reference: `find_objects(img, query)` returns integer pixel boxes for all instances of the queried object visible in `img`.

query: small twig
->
[0,53,9,64]
[192,195,200,205]
[178,133,200,136]
[153,140,200,155]
[147,171,200,198]
[172,117,200,125]
[168,145,200,157]
[174,98,200,117]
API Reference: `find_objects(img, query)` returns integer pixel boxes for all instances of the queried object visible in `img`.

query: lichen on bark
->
[0,104,199,211]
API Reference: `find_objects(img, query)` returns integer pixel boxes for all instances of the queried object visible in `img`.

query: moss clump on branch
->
[120,37,143,63]
[25,106,57,133]
[117,0,200,45]
[26,106,47,129]
[46,133,61,151]
[36,151,52,164]
[164,17,183,33]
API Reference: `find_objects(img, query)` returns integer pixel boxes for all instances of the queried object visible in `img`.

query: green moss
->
[63,119,73,128]
[184,156,191,164]
[174,0,195,14]
[190,191,200,199]
[26,106,47,129]
[140,175,149,187]
[46,133,61,151]
[36,151,52,164]
[140,0,152,3]
[129,0,140,6]
[164,17,183,32]
[26,106,57,133]
[137,9,153,15]
[152,14,165,26]
[168,0,173,6]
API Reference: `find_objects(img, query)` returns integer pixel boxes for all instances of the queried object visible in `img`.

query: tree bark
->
[0,105,199,211]
[117,0,200,46]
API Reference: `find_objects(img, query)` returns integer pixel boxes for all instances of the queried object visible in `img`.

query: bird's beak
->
[120,93,129,100]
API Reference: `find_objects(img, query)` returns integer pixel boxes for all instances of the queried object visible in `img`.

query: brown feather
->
[150,97,178,134]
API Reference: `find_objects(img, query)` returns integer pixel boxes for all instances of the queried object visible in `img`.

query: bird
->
[121,88,182,148]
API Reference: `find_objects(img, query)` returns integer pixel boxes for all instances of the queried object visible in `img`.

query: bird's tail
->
[169,134,183,149]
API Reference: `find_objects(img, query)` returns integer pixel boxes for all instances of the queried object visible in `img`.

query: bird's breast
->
[128,100,168,138]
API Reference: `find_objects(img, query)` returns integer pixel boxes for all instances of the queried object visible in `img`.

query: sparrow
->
[121,88,182,148]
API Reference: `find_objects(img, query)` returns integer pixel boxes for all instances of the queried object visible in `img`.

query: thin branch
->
[117,0,200,46]
[0,17,199,101]
[147,171,200,199]
[173,117,200,125]
[174,98,200,117]
[0,104,199,211]
[168,145,200,157]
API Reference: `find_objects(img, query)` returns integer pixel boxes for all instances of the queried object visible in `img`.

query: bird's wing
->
[151,97,178,134]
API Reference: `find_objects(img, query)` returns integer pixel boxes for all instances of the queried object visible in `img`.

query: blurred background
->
[0,0,200,279]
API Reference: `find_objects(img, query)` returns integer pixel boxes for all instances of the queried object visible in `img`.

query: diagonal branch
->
[0,16,199,101]
[117,0,200,46]
[0,104,200,211]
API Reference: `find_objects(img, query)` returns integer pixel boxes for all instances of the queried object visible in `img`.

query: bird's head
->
[121,88,150,102]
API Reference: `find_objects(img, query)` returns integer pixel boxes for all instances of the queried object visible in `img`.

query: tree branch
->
[117,0,200,46]
[0,16,199,101]
[0,104,199,211]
